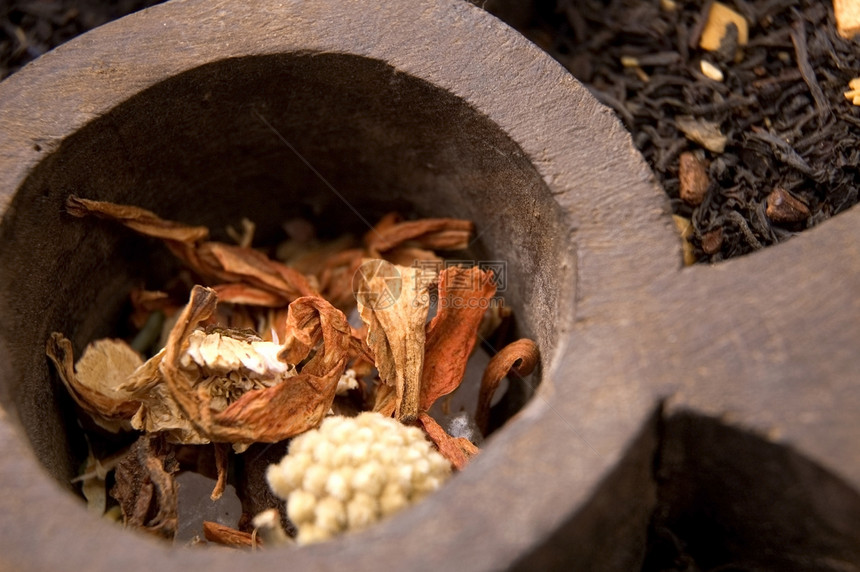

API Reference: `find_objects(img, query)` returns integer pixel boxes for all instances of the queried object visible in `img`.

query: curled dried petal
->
[46,334,141,432]
[475,339,539,435]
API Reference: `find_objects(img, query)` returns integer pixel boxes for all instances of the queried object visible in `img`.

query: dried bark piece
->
[766,188,810,223]
[702,227,724,255]
[111,433,179,539]
[419,266,497,411]
[46,335,141,432]
[475,339,539,435]
[676,116,727,153]
[418,413,479,471]
[203,521,262,549]
[365,213,473,256]
[356,264,430,424]
[679,151,710,206]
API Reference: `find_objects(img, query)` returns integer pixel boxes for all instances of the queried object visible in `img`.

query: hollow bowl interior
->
[0,52,571,486]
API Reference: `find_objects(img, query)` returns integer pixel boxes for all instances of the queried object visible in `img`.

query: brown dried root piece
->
[475,339,539,436]
[46,335,141,433]
[203,521,262,549]
[111,433,179,539]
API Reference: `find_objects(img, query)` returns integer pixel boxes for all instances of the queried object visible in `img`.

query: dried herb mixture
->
[48,196,537,546]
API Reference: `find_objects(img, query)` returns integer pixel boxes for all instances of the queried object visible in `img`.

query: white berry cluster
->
[266,412,452,544]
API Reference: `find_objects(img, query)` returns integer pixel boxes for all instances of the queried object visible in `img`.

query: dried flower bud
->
[266,412,451,544]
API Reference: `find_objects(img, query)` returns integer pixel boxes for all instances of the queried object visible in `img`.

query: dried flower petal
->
[356,264,430,424]
[365,214,473,256]
[66,197,317,303]
[66,196,209,244]
[46,334,141,432]
[419,267,497,411]
[110,433,179,539]
[475,339,539,435]
[418,412,479,471]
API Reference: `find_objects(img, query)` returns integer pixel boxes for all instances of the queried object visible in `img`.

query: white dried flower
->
[335,369,359,396]
[182,329,288,376]
[266,412,451,544]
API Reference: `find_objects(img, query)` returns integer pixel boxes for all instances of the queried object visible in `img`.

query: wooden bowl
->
[0,1,857,569]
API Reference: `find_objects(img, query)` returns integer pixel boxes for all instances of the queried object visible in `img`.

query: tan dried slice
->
[203,521,261,549]
[419,266,497,411]
[110,434,179,539]
[356,264,430,424]
[365,214,473,256]
[66,196,209,244]
[418,412,479,471]
[475,339,539,435]
[46,334,141,432]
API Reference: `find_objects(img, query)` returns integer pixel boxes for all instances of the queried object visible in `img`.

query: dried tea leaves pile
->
[47,196,538,546]
[524,0,860,262]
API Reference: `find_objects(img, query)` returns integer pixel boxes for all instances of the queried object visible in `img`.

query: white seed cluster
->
[266,412,451,544]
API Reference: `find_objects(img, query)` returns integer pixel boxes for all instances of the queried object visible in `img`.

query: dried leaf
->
[365,214,473,256]
[419,266,497,411]
[418,412,479,471]
[356,264,430,424]
[203,521,261,549]
[111,433,179,539]
[475,339,539,435]
[46,334,141,432]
